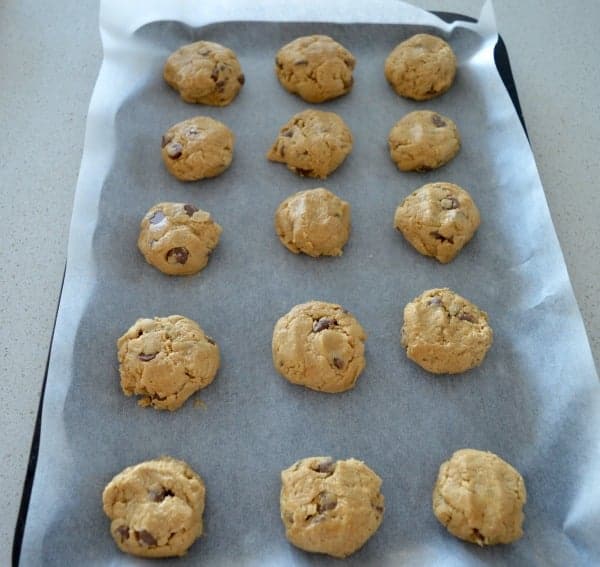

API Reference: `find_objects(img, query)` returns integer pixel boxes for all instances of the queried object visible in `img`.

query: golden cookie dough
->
[280,456,384,558]
[385,34,457,100]
[433,449,527,546]
[275,188,351,257]
[161,116,234,181]
[164,40,245,106]
[401,288,493,374]
[137,202,222,276]
[388,110,460,172]
[394,182,480,263]
[275,35,355,103]
[117,315,220,410]
[102,456,205,558]
[272,301,366,393]
[267,109,353,179]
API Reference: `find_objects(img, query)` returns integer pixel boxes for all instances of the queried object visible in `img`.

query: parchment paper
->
[18,1,600,565]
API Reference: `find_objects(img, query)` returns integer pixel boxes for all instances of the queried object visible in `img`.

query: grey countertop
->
[1,0,598,563]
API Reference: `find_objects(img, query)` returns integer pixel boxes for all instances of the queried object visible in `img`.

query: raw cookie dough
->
[102,456,205,558]
[275,188,351,257]
[267,109,353,179]
[117,315,220,410]
[137,202,222,276]
[161,116,234,181]
[385,34,457,100]
[388,110,460,172]
[164,40,245,106]
[275,35,355,103]
[401,288,493,374]
[394,182,480,263]
[433,449,527,546]
[280,456,384,558]
[272,301,366,393]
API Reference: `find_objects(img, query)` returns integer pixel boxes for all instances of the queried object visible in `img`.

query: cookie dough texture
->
[138,202,222,276]
[117,315,220,410]
[385,34,457,100]
[401,288,493,374]
[161,116,234,181]
[433,449,526,546]
[267,109,353,179]
[394,182,480,263]
[272,301,366,393]
[275,188,351,257]
[164,40,245,106]
[280,456,384,558]
[275,35,355,103]
[388,111,460,172]
[102,457,205,558]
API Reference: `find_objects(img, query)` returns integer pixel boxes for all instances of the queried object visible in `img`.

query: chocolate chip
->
[428,297,442,306]
[219,63,226,71]
[238,74,245,85]
[312,458,336,474]
[166,142,182,159]
[333,357,345,369]
[161,134,172,148]
[275,59,283,70]
[149,210,165,225]
[441,196,460,210]
[282,130,294,138]
[375,505,384,513]
[293,59,308,66]
[295,167,313,176]
[215,79,226,89]
[458,312,477,323]
[183,204,198,216]
[313,318,336,332]
[115,525,129,541]
[136,530,157,547]
[166,247,189,265]
[148,487,174,502]
[432,114,446,128]
[138,353,157,362]
[210,65,219,81]
[316,491,337,513]
[430,231,454,244]
[206,336,216,345]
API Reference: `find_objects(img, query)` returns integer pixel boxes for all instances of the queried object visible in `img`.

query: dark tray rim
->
[11,11,527,566]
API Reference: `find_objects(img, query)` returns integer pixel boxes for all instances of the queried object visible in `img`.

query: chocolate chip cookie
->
[161,116,234,181]
[275,188,351,257]
[102,456,205,558]
[275,35,355,103]
[164,40,245,106]
[401,288,493,374]
[388,110,460,172]
[117,315,220,410]
[394,182,480,263]
[137,202,222,276]
[433,449,527,546]
[280,456,384,558]
[385,34,457,101]
[272,301,366,393]
[267,109,353,179]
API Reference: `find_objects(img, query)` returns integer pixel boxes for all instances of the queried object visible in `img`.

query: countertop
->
[1,0,599,563]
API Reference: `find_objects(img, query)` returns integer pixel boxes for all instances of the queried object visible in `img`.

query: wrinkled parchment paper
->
[19,1,600,565]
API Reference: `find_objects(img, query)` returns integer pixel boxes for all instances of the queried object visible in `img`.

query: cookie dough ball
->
[161,116,234,181]
[394,182,480,263]
[388,111,460,172]
[137,202,222,276]
[272,301,366,393]
[401,288,493,374]
[117,315,220,410]
[275,188,351,257]
[102,457,205,558]
[433,449,526,546]
[280,456,384,558]
[275,35,355,103]
[267,109,353,179]
[385,34,457,100]
[164,40,245,106]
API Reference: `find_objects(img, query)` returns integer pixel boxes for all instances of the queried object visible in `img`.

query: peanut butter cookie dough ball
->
[280,456,384,558]
[117,315,220,410]
[164,40,245,106]
[401,288,493,374]
[102,457,205,558]
[433,449,527,546]
[272,301,366,393]
[385,33,457,101]
[275,35,355,103]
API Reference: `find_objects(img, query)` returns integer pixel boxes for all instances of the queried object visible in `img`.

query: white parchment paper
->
[19,1,600,565]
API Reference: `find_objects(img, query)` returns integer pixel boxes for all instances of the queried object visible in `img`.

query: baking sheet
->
[18,0,600,565]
